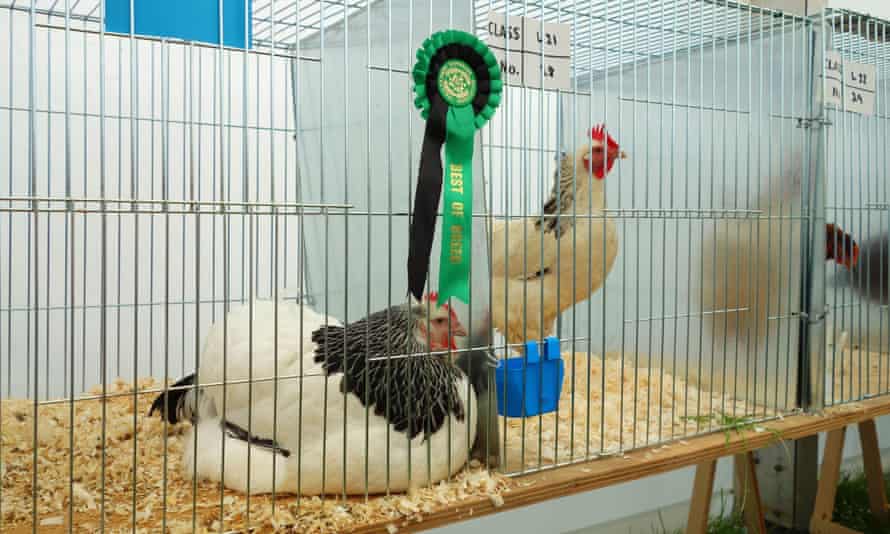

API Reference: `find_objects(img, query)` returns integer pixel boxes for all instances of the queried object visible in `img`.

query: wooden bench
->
[688,414,889,534]
[351,396,890,533]
[809,419,888,534]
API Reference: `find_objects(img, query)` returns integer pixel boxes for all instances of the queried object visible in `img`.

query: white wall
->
[0,0,552,399]
[556,26,810,408]
[3,1,890,533]
[0,7,301,398]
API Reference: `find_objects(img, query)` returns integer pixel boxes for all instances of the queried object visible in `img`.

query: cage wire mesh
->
[483,0,811,471]
[0,0,887,532]
[822,8,890,407]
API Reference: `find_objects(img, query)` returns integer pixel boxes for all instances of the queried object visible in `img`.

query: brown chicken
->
[488,125,626,348]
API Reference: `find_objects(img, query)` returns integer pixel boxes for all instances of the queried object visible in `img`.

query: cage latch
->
[799,307,830,325]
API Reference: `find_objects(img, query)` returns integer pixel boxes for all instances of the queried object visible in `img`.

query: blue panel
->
[495,340,565,418]
[105,0,252,49]
[523,340,540,364]
[544,336,560,360]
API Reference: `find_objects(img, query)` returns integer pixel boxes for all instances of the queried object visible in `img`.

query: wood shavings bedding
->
[825,347,890,405]
[0,378,509,533]
[7,348,872,532]
[498,352,773,473]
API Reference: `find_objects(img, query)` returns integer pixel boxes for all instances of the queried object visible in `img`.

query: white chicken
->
[149,294,497,495]
[488,125,626,348]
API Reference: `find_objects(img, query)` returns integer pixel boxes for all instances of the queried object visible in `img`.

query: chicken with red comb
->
[147,293,486,495]
[488,124,626,348]
[587,125,623,179]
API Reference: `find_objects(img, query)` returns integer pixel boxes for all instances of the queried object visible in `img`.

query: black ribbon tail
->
[407,94,449,301]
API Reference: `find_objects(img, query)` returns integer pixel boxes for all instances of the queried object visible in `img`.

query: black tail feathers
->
[223,420,291,458]
[149,373,197,424]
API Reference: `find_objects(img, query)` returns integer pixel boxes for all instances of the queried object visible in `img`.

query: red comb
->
[590,124,619,149]
[424,292,457,317]
[425,292,449,309]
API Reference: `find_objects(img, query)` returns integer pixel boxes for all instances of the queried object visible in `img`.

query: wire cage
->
[486,0,812,470]
[821,8,890,408]
[0,0,888,532]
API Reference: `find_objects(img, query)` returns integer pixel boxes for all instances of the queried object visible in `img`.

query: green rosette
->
[407,29,502,306]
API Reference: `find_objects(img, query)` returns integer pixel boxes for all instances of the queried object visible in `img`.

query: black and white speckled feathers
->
[537,150,583,237]
[311,301,466,441]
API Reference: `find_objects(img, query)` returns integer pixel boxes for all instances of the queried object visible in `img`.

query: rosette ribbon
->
[408,29,502,305]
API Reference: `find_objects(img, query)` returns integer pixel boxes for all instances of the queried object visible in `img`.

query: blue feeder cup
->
[105,0,253,49]
[495,336,565,418]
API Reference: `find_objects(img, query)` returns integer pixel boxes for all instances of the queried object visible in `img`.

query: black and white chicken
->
[149,293,498,495]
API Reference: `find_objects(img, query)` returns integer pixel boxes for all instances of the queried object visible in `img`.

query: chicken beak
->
[608,147,627,161]
[452,322,468,337]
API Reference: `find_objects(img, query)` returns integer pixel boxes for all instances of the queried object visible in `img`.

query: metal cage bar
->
[0,1,888,532]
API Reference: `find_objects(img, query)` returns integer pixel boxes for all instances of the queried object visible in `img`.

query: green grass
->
[654,471,890,534]
[656,491,746,534]
[659,513,746,533]
[831,470,890,534]
[678,413,787,456]
[703,513,748,534]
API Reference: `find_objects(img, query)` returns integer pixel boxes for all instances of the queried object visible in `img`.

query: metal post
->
[801,5,829,416]
[755,8,829,529]
[754,438,819,529]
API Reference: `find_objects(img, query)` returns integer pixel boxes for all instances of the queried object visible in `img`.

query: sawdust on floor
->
[825,346,890,405]
[498,352,770,473]
[0,350,827,532]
